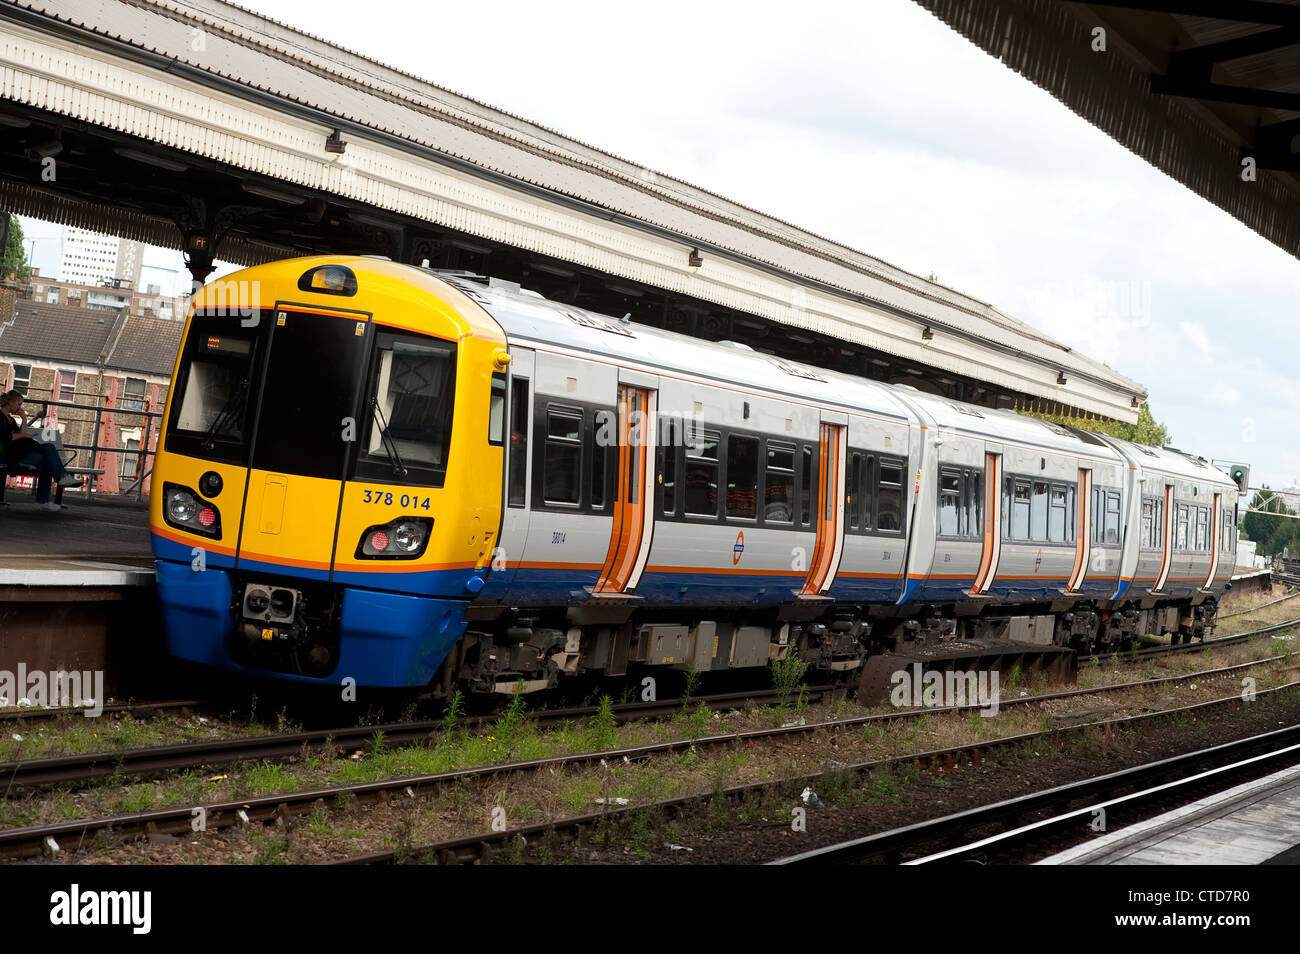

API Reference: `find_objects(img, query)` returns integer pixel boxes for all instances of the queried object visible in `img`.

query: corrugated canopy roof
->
[0,0,1150,415]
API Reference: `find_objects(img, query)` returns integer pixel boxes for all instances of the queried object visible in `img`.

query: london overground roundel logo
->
[733,531,745,565]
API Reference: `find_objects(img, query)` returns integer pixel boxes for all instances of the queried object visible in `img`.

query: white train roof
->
[437,269,1229,483]
[441,272,915,424]
[1101,436,1236,490]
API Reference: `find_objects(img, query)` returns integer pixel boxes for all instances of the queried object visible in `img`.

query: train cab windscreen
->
[353,329,457,486]
[167,313,263,465]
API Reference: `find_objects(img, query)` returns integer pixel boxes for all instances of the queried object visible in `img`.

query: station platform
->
[1039,762,1300,865]
[0,490,158,692]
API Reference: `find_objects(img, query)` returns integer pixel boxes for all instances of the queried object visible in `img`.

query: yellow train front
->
[150,257,507,687]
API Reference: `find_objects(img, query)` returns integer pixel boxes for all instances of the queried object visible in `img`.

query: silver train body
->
[446,275,1239,693]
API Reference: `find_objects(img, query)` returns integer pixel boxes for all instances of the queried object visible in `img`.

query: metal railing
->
[11,392,164,502]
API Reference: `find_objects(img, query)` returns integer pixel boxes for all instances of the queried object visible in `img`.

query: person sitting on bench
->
[1,390,80,511]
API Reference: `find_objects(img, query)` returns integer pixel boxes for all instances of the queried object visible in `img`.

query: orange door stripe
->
[596,387,651,594]
[971,453,1000,594]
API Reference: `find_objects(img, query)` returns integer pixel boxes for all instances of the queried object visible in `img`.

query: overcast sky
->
[21,0,1300,486]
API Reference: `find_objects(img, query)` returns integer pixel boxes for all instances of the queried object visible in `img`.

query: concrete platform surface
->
[0,491,153,582]
[1039,762,1300,865]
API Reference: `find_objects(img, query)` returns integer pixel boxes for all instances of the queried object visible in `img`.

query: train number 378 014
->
[362,489,432,510]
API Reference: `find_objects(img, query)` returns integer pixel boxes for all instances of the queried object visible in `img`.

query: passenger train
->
[149,257,1242,696]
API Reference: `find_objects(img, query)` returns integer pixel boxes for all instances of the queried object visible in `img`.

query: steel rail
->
[326,680,1300,866]
[769,726,1300,865]
[0,700,207,723]
[0,686,834,792]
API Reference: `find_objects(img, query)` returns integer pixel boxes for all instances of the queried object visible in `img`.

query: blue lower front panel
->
[155,560,469,688]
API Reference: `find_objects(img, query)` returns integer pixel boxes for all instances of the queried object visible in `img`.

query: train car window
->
[726,435,760,520]
[846,451,862,531]
[1011,479,1031,540]
[800,445,816,526]
[862,456,876,531]
[939,470,961,536]
[353,329,457,486]
[1153,498,1163,549]
[1031,481,1049,541]
[542,406,583,506]
[589,408,608,511]
[1175,504,1189,550]
[877,460,903,533]
[684,428,720,518]
[488,373,506,446]
[1065,484,1075,544]
[1104,491,1122,544]
[507,379,529,507]
[966,470,983,538]
[659,419,678,517]
[765,440,796,524]
[1141,499,1154,549]
[1002,477,1012,539]
[1196,506,1209,552]
[1049,484,1068,542]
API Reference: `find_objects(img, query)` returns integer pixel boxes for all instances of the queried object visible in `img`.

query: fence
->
[11,392,163,502]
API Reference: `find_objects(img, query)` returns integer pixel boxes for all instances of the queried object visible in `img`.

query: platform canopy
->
[0,0,1150,421]
[918,0,1300,262]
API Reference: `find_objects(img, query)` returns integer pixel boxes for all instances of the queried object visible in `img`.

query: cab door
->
[237,306,370,577]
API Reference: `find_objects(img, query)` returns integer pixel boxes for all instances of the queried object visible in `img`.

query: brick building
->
[26,274,188,322]
[0,298,183,495]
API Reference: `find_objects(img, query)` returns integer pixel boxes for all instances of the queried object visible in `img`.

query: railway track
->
[2,610,1293,794]
[326,680,1300,865]
[769,724,1300,865]
[0,700,208,724]
[5,618,1295,794]
[4,663,1296,862]
[1097,615,1298,662]
[1217,586,1299,620]
[0,685,835,792]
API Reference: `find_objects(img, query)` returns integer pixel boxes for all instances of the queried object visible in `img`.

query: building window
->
[119,437,141,480]
[123,377,147,411]
[11,364,31,391]
[57,370,76,403]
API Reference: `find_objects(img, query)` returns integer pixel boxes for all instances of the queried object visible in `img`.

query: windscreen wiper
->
[202,378,249,450]
[369,396,408,479]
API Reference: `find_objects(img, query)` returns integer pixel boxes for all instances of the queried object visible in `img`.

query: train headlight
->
[356,517,432,560]
[166,487,198,522]
[392,521,425,553]
[162,482,221,538]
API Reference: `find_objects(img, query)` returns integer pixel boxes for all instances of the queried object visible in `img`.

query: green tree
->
[1013,399,1170,448]
[1,215,31,283]
[1112,402,1169,447]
